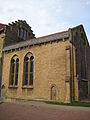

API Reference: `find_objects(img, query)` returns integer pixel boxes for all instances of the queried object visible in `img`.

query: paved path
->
[0,101,90,120]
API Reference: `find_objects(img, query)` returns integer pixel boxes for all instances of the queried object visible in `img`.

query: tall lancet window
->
[23,53,34,86]
[10,59,15,85]
[30,56,34,85]
[24,57,29,85]
[15,58,19,85]
[9,55,19,86]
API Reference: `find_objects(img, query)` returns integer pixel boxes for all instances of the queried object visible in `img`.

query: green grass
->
[45,101,90,107]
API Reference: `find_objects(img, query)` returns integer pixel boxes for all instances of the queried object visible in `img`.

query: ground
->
[0,101,90,120]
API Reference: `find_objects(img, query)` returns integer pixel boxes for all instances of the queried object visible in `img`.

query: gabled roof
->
[69,24,89,46]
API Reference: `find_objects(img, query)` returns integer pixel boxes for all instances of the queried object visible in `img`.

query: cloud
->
[85,0,90,5]
[0,0,90,43]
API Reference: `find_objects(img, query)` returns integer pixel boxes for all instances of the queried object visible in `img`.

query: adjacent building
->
[0,23,5,89]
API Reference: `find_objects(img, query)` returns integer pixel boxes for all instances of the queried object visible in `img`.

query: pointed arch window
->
[23,53,34,86]
[15,58,19,85]
[10,59,15,85]
[9,56,19,87]
[24,57,29,85]
[30,56,34,85]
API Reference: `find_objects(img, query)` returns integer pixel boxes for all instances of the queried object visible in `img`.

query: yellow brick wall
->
[2,39,73,102]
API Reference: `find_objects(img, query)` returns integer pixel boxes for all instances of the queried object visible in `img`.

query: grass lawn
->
[45,101,90,107]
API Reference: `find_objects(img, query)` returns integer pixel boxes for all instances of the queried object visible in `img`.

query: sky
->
[0,0,90,43]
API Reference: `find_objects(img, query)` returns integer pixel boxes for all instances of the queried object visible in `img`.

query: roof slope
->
[3,30,69,51]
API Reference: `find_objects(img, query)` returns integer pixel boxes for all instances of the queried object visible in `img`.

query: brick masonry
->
[2,40,72,102]
[0,21,90,102]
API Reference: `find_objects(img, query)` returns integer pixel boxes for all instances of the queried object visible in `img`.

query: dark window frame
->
[23,54,34,86]
[9,56,19,87]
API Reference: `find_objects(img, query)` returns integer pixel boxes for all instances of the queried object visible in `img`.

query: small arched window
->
[23,53,34,86]
[9,56,19,86]
[24,30,26,40]
[17,29,19,41]
[51,86,56,100]
[21,28,23,39]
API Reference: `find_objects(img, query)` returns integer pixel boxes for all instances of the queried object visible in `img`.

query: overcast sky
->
[0,0,90,43]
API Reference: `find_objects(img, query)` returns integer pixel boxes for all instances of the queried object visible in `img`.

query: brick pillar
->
[65,46,70,102]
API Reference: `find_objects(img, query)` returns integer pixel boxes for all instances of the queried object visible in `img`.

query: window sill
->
[22,86,33,89]
[8,86,18,88]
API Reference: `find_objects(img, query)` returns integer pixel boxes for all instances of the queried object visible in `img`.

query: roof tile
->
[0,23,5,29]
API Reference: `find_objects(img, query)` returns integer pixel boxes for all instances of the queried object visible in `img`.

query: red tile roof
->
[35,30,68,39]
[24,30,68,42]
[0,23,5,29]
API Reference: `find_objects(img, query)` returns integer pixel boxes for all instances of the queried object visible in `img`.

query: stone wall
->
[2,39,71,102]
[1,24,89,102]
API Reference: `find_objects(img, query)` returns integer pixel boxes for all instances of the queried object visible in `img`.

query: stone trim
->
[22,86,33,89]
[8,86,18,88]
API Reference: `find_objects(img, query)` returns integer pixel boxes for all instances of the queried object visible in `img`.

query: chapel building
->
[0,20,90,102]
